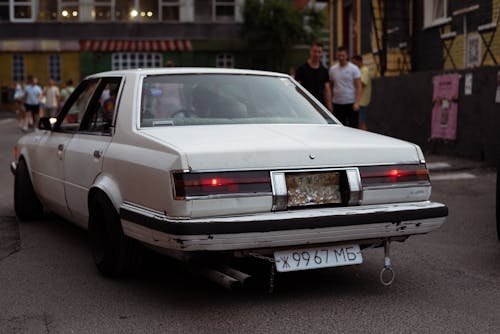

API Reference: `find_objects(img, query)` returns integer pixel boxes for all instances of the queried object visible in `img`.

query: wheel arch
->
[88,174,123,214]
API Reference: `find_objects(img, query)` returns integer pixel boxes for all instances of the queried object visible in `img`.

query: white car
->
[12,68,447,287]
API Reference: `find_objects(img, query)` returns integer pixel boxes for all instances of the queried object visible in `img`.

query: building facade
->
[0,0,246,85]
[328,0,500,76]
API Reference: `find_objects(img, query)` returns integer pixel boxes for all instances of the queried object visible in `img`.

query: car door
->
[63,77,123,227]
[30,79,100,220]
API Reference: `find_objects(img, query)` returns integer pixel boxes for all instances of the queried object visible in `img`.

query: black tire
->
[14,159,43,221]
[89,192,143,277]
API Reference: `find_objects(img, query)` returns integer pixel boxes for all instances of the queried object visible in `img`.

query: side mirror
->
[38,117,53,130]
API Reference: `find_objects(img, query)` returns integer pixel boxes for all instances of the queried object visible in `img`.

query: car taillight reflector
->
[173,171,272,199]
[13,145,18,161]
[359,164,429,187]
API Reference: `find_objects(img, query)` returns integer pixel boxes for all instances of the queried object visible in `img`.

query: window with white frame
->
[215,0,235,22]
[112,53,162,70]
[58,0,113,21]
[49,54,62,82]
[216,53,234,68]
[423,0,449,28]
[195,0,235,22]
[160,0,179,21]
[12,54,25,83]
[10,0,36,22]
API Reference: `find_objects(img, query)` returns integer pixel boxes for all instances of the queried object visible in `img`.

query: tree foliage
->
[242,0,325,72]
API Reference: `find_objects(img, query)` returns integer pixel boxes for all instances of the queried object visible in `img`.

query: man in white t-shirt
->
[329,46,361,127]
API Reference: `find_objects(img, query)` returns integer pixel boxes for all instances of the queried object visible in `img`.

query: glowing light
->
[62,10,69,17]
[147,11,153,17]
[72,10,78,17]
[140,11,146,17]
[211,178,221,186]
[388,170,400,177]
[130,9,138,17]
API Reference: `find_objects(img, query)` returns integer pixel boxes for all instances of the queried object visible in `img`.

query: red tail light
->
[359,164,429,187]
[13,145,19,161]
[173,171,272,199]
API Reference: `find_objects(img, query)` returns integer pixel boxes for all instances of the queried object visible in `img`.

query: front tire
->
[14,159,43,221]
[89,192,142,277]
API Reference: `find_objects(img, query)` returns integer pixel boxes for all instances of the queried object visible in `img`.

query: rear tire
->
[14,159,43,221]
[89,192,142,277]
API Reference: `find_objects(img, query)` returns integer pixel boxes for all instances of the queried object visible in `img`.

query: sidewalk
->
[425,154,492,173]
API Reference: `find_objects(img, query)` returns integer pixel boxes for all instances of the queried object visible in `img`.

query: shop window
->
[216,53,234,68]
[423,0,450,28]
[10,0,36,22]
[12,54,25,83]
[49,54,62,82]
[112,53,162,70]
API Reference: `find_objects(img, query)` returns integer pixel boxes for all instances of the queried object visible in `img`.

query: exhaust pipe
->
[197,266,242,291]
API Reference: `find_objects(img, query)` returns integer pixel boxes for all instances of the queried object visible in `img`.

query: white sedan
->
[12,68,447,287]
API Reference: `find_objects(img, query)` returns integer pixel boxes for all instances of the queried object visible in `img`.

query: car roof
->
[85,67,290,79]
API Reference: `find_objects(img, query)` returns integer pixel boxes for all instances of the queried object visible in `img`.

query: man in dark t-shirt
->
[295,42,332,110]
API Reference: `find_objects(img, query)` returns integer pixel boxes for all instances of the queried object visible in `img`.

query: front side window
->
[112,52,162,70]
[58,79,100,131]
[140,74,334,127]
[423,0,449,27]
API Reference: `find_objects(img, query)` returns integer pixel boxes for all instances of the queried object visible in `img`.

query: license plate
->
[274,244,363,272]
[285,171,341,207]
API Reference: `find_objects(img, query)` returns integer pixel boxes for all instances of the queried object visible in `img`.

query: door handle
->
[93,150,102,159]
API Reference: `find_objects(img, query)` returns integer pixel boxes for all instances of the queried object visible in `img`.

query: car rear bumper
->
[119,201,448,251]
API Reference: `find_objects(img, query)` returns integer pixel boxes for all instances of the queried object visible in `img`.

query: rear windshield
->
[140,74,335,127]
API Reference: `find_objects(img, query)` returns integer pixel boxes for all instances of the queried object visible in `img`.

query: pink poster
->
[431,74,460,140]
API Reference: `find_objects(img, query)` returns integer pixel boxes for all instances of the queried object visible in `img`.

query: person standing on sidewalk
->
[13,82,27,131]
[329,46,361,127]
[295,42,332,111]
[42,78,60,117]
[351,55,372,130]
[24,75,42,129]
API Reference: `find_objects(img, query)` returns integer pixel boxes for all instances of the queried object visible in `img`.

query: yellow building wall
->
[0,52,80,86]
[0,54,12,84]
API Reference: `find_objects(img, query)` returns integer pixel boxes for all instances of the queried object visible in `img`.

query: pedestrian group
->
[295,42,372,130]
[10,76,75,132]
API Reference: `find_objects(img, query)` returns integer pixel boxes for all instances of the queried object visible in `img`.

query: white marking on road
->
[430,172,476,181]
[0,118,15,125]
[426,162,451,170]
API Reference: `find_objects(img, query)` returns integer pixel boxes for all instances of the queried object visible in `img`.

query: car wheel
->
[14,159,43,221]
[89,192,142,277]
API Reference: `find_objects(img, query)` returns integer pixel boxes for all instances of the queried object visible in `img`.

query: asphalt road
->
[0,114,499,333]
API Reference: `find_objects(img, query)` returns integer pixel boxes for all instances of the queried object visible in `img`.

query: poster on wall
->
[431,74,461,140]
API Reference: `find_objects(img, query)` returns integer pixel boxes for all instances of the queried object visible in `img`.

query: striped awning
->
[80,40,192,52]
